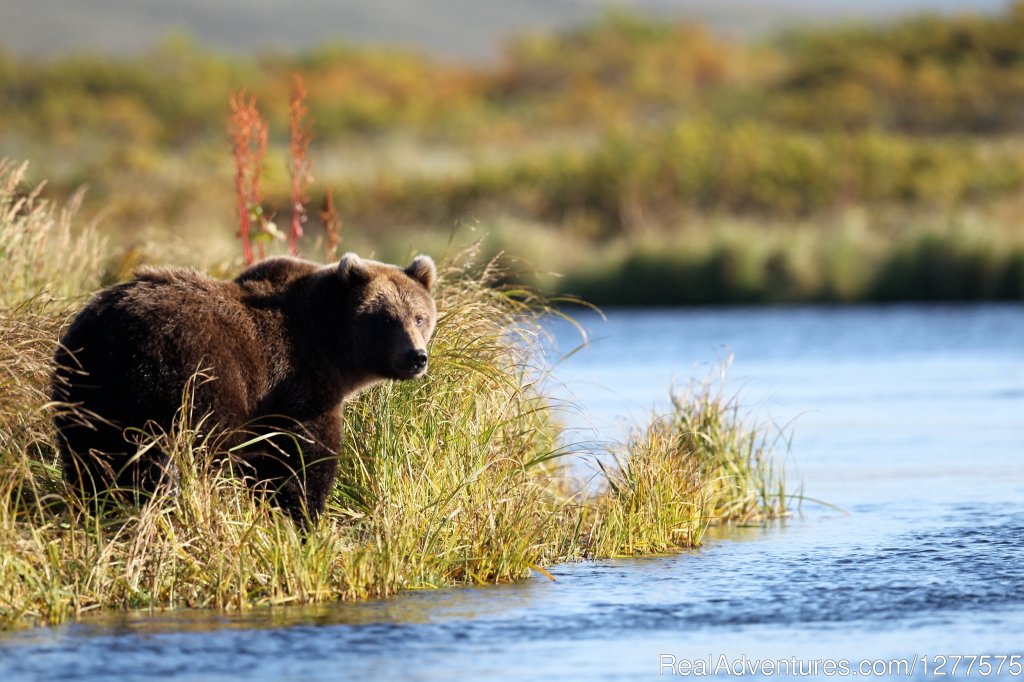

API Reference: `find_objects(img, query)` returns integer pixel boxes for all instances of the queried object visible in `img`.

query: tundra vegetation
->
[1,5,1023,303]
[0,160,786,630]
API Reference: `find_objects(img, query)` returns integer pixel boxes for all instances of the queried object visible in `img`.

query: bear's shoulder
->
[234,257,321,291]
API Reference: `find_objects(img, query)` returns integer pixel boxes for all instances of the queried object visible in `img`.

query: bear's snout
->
[404,348,429,376]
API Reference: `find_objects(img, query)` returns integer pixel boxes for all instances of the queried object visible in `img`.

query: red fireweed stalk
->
[319,190,342,261]
[228,91,269,264]
[287,73,314,257]
[252,111,269,262]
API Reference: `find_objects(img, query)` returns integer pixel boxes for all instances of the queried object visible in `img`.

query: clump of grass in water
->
[587,373,788,557]
[0,162,787,629]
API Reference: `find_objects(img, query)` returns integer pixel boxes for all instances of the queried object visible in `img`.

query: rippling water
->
[2,304,1023,680]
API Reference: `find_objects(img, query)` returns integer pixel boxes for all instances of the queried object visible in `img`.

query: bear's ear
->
[337,252,370,287]
[405,255,436,291]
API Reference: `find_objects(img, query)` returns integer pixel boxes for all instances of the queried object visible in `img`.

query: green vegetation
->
[590,380,786,557]
[0,166,785,630]
[3,5,1024,303]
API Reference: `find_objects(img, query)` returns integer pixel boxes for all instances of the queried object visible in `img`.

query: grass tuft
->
[587,372,787,557]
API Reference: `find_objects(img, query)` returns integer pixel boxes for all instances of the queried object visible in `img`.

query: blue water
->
[2,304,1023,680]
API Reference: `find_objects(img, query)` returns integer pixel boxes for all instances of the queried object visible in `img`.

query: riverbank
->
[4,301,1023,679]
[0,163,785,630]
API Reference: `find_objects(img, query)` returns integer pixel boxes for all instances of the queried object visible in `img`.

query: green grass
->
[552,206,1024,305]
[589,376,788,557]
[0,164,787,629]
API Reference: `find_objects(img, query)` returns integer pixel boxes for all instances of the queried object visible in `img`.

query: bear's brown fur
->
[52,253,437,525]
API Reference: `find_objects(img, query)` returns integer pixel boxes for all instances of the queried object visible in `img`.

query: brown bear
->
[51,252,437,525]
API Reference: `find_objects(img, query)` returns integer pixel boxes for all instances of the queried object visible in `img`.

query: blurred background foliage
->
[2,3,1024,303]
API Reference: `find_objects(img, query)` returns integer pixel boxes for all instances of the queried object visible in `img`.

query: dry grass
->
[587,373,788,557]
[0,161,103,305]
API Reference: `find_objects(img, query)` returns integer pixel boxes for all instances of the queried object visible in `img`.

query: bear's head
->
[337,252,438,381]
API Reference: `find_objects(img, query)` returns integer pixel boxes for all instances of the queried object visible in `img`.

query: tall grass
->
[334,257,583,588]
[0,164,786,630]
[588,376,787,557]
[556,207,1024,305]
[0,161,103,305]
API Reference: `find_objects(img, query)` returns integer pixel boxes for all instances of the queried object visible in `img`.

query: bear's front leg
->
[280,435,339,527]
[234,412,341,527]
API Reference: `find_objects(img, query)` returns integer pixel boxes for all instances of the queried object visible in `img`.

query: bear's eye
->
[374,314,400,329]
[415,315,425,327]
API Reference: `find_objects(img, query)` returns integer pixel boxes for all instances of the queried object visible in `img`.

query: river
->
[2,304,1022,680]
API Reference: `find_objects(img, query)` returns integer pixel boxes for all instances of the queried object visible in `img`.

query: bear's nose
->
[406,349,428,372]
